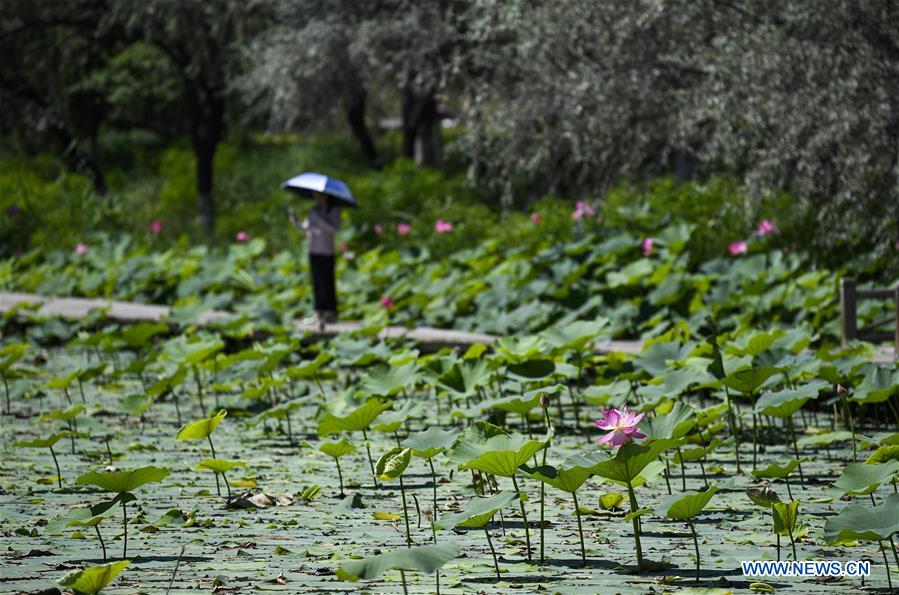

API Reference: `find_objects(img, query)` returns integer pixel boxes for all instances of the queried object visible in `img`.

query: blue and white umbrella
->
[281,172,358,208]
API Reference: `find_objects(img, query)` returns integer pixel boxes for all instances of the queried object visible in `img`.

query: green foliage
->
[438,491,521,529]
[824,494,899,544]
[176,410,227,441]
[375,448,412,480]
[317,399,392,437]
[58,560,130,594]
[335,542,460,582]
[76,466,170,494]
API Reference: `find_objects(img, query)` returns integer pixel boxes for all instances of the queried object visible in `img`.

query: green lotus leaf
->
[437,490,521,529]
[194,459,246,473]
[481,391,542,416]
[336,542,460,582]
[599,493,626,510]
[317,399,392,436]
[78,363,108,383]
[372,400,421,433]
[772,500,799,536]
[0,342,27,370]
[746,486,781,508]
[824,493,899,544]
[434,360,492,396]
[48,370,81,389]
[146,367,187,398]
[540,319,608,352]
[455,430,552,478]
[642,401,696,440]
[401,426,459,459]
[15,431,70,449]
[58,560,130,594]
[522,452,606,493]
[319,438,357,459]
[725,330,785,357]
[361,363,421,396]
[375,447,412,480]
[863,445,899,466]
[118,322,169,349]
[41,404,86,423]
[655,486,719,520]
[754,380,828,417]
[752,458,810,480]
[286,351,332,378]
[591,438,678,484]
[852,366,899,404]
[162,335,224,365]
[76,466,170,494]
[634,340,695,376]
[506,359,555,380]
[796,431,853,449]
[722,366,779,395]
[624,508,654,522]
[176,409,227,441]
[833,461,899,496]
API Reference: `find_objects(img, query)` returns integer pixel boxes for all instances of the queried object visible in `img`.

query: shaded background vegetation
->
[1,0,897,277]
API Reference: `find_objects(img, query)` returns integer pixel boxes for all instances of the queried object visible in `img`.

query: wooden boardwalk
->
[1,291,893,361]
[0,291,640,354]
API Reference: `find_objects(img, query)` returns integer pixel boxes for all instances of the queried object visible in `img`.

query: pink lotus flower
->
[754,219,777,237]
[728,240,748,255]
[235,231,250,242]
[594,406,646,447]
[150,219,163,234]
[75,243,88,255]
[397,222,411,236]
[374,224,383,235]
[571,200,596,220]
[434,219,454,233]
[380,295,395,309]
[642,237,654,257]
[530,213,542,224]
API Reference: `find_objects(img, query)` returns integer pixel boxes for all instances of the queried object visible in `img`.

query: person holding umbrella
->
[282,172,359,326]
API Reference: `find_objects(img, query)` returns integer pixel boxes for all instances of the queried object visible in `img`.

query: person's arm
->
[287,207,308,232]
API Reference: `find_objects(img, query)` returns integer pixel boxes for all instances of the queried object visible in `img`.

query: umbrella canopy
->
[281,172,358,208]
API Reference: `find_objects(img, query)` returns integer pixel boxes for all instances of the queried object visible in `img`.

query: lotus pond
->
[2,221,899,594]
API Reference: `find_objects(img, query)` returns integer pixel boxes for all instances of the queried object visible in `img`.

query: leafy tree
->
[101,0,272,236]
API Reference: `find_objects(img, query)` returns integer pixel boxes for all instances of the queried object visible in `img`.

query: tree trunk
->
[401,85,442,168]
[82,135,107,195]
[346,89,380,169]
[195,139,216,237]
[186,84,224,238]
[414,95,442,168]
[401,85,417,159]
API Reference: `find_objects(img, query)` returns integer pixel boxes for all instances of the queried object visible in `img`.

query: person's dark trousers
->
[309,253,337,314]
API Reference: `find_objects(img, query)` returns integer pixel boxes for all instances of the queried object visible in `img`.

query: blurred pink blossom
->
[642,237,654,257]
[338,240,348,253]
[150,219,163,234]
[380,295,395,309]
[729,240,748,255]
[571,200,596,220]
[434,219,454,233]
[397,222,411,236]
[235,231,250,242]
[75,243,88,255]
[754,219,777,237]
[530,213,542,224]
[374,224,383,235]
